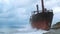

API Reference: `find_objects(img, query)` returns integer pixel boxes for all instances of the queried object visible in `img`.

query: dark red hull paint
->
[30,12,53,30]
[31,21,50,30]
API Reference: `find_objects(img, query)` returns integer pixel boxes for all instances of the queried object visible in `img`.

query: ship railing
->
[32,9,53,15]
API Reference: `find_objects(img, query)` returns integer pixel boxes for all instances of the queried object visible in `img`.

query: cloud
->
[13,8,28,20]
[52,6,60,14]
[0,0,31,22]
[0,0,37,20]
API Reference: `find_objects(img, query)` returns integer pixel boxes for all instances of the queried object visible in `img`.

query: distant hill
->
[52,22,60,29]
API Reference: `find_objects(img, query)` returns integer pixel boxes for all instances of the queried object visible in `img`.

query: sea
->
[0,24,48,34]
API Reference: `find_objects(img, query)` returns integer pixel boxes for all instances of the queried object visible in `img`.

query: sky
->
[0,0,60,34]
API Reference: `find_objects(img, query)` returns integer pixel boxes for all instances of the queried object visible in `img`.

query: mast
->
[36,4,39,13]
[41,0,45,13]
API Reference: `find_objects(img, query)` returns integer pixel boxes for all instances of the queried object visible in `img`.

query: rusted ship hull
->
[30,12,53,30]
[30,0,54,30]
